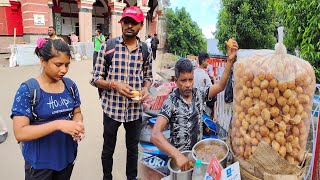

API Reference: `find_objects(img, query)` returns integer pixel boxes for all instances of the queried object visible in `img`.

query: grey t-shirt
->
[193,68,212,88]
[158,87,210,151]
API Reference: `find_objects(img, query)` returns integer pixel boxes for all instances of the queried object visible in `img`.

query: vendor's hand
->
[175,153,192,171]
[140,88,150,102]
[226,38,238,63]
[113,82,134,98]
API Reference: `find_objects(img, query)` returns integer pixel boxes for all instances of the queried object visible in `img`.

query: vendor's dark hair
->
[35,38,71,61]
[175,59,194,79]
[198,52,209,65]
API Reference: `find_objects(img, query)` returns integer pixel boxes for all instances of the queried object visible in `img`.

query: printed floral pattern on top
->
[158,87,210,151]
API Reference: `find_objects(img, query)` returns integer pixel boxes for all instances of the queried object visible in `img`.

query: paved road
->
[0,60,127,180]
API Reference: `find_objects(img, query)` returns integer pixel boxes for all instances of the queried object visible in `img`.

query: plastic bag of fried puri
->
[230,27,316,167]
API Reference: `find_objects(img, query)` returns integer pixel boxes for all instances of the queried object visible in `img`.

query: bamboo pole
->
[13,28,16,46]
[9,28,17,67]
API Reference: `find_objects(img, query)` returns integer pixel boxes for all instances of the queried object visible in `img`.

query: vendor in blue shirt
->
[11,38,85,180]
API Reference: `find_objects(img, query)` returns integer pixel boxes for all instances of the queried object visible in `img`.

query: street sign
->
[34,14,45,26]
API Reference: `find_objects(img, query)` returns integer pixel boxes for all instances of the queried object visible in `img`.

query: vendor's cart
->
[139,82,174,180]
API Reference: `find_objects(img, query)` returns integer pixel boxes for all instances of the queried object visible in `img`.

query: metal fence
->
[215,67,233,132]
[8,42,94,67]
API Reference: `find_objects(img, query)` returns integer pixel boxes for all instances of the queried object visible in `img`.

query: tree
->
[276,0,320,83]
[163,7,207,56]
[216,0,277,54]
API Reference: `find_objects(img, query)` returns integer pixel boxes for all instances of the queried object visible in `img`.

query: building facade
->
[0,0,165,52]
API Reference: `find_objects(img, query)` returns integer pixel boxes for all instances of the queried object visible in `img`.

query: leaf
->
[216,0,276,52]
[163,7,207,55]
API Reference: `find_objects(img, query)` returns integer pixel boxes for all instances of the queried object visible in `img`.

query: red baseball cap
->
[119,6,144,23]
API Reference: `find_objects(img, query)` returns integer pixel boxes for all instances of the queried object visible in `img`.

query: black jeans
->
[101,113,142,180]
[152,48,157,60]
[25,161,74,180]
[93,51,98,70]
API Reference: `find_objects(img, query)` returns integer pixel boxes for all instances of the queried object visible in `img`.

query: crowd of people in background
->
[48,24,159,68]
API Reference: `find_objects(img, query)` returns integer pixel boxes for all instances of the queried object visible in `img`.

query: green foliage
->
[276,0,320,83]
[216,0,277,54]
[163,7,207,56]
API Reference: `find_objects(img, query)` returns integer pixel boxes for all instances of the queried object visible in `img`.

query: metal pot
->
[192,139,229,171]
[167,151,194,180]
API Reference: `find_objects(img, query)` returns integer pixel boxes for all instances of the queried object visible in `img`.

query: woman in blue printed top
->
[11,38,85,180]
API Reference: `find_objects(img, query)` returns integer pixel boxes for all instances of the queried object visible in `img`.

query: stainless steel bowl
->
[192,138,229,168]
[167,151,194,180]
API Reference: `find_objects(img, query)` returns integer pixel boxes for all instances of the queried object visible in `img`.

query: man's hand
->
[113,81,134,98]
[175,153,192,171]
[140,88,150,102]
[226,38,239,63]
